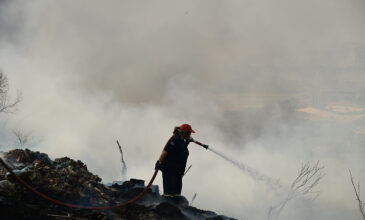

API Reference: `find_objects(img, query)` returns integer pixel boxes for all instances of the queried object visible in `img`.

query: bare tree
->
[0,72,21,113]
[349,169,365,219]
[12,129,32,147]
[268,161,325,220]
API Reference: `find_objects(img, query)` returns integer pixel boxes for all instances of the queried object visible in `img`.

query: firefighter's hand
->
[155,160,162,170]
[203,145,209,150]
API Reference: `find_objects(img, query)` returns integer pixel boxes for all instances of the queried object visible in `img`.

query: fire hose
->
[0,157,158,210]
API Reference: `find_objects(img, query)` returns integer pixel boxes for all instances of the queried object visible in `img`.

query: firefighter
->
[155,124,202,199]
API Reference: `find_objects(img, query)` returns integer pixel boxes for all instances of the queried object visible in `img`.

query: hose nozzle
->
[190,138,209,150]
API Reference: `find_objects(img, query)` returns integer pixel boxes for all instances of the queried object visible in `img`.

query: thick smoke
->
[1,1,365,219]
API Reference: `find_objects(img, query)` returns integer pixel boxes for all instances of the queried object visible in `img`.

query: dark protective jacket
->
[161,134,191,176]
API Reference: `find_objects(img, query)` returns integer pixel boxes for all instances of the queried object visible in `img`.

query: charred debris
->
[0,149,235,220]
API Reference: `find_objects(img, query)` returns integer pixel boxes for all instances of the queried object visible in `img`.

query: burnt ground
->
[0,149,236,220]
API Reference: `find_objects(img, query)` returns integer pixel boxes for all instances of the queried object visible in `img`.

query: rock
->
[6,166,31,180]
[173,196,189,207]
[155,202,186,220]
[206,217,225,220]
[149,184,159,194]
[4,148,52,168]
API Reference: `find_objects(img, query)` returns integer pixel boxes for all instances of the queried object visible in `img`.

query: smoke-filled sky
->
[1,1,365,219]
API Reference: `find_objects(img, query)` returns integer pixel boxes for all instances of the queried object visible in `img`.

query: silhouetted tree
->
[12,129,32,147]
[0,72,21,113]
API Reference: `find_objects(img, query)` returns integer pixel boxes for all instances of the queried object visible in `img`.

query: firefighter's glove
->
[155,160,162,170]
[203,145,209,150]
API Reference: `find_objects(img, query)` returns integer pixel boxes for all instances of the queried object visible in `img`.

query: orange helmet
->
[180,124,195,133]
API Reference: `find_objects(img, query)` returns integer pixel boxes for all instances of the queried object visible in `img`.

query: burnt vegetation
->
[0,149,235,220]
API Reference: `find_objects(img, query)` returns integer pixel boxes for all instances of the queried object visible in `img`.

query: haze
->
[1,1,365,219]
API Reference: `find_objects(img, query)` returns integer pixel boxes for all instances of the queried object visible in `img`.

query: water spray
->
[191,139,281,189]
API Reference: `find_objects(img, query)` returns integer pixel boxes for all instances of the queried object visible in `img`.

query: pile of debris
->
[0,149,235,220]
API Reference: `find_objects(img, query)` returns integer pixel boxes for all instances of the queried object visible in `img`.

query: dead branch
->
[190,192,197,205]
[116,140,127,181]
[349,169,365,219]
[183,165,192,177]
[268,161,325,220]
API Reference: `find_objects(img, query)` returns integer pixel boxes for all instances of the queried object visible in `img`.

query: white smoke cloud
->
[1,0,365,219]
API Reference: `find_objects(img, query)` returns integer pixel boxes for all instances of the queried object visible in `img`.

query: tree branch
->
[349,169,365,219]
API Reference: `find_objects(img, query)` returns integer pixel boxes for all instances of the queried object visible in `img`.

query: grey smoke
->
[0,1,364,219]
